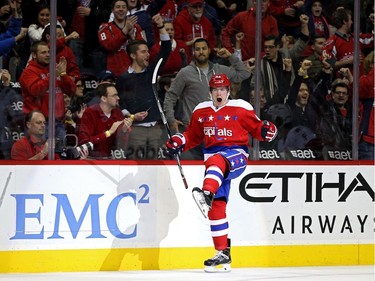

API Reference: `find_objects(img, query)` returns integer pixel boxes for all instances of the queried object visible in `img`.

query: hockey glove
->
[261,121,278,142]
[166,133,186,155]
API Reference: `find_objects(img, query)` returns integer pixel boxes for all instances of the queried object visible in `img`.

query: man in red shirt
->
[19,40,77,153]
[98,0,144,77]
[78,83,141,159]
[322,8,373,78]
[173,0,216,49]
[11,110,59,160]
[20,41,76,122]
[221,0,279,61]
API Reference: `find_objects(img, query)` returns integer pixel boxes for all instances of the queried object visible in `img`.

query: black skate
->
[204,248,232,273]
[192,187,214,218]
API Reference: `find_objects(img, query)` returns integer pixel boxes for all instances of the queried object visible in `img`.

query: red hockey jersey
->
[98,21,144,77]
[183,99,265,154]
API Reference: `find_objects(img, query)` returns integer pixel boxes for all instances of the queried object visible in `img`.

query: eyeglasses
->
[333,91,348,96]
[76,84,84,88]
[34,121,47,125]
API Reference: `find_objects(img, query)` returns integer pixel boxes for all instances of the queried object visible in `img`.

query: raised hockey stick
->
[152,58,189,189]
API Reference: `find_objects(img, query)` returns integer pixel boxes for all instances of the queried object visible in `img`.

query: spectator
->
[251,34,293,107]
[19,40,76,151]
[305,0,331,39]
[125,0,154,47]
[358,51,374,160]
[173,0,216,49]
[10,110,59,160]
[116,14,171,160]
[0,69,24,159]
[0,0,27,56]
[305,35,327,83]
[28,3,65,44]
[221,0,279,62]
[41,24,80,82]
[286,60,320,132]
[78,83,133,159]
[163,38,250,159]
[99,0,144,78]
[248,14,309,104]
[322,8,372,78]
[69,0,112,75]
[175,0,222,36]
[318,81,353,159]
[149,20,189,76]
[269,0,305,38]
[325,0,372,35]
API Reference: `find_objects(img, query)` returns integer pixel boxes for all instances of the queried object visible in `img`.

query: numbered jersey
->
[98,21,144,77]
[183,99,265,154]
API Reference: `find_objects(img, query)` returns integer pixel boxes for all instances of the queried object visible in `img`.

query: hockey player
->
[165,74,277,272]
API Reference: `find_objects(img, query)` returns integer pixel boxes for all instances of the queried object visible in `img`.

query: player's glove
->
[261,121,278,142]
[165,133,186,155]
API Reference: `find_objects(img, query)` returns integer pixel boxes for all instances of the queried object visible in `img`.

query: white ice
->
[0,266,373,281]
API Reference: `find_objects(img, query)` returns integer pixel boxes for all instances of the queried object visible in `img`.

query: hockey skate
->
[204,248,232,273]
[192,187,213,218]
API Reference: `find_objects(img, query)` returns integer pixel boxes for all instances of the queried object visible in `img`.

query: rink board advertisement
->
[0,161,373,272]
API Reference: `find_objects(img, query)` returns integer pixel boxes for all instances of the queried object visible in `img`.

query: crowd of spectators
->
[0,0,373,161]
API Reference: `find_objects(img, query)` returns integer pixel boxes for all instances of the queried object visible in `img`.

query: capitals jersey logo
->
[204,125,233,140]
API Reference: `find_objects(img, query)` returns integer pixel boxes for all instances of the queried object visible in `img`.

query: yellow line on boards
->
[0,244,373,273]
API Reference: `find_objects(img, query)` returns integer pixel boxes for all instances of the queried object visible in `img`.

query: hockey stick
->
[152,58,189,189]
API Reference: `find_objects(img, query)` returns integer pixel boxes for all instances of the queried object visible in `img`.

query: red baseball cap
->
[187,0,204,5]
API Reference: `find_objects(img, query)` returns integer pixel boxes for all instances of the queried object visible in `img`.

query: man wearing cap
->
[98,70,116,85]
[173,0,216,49]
